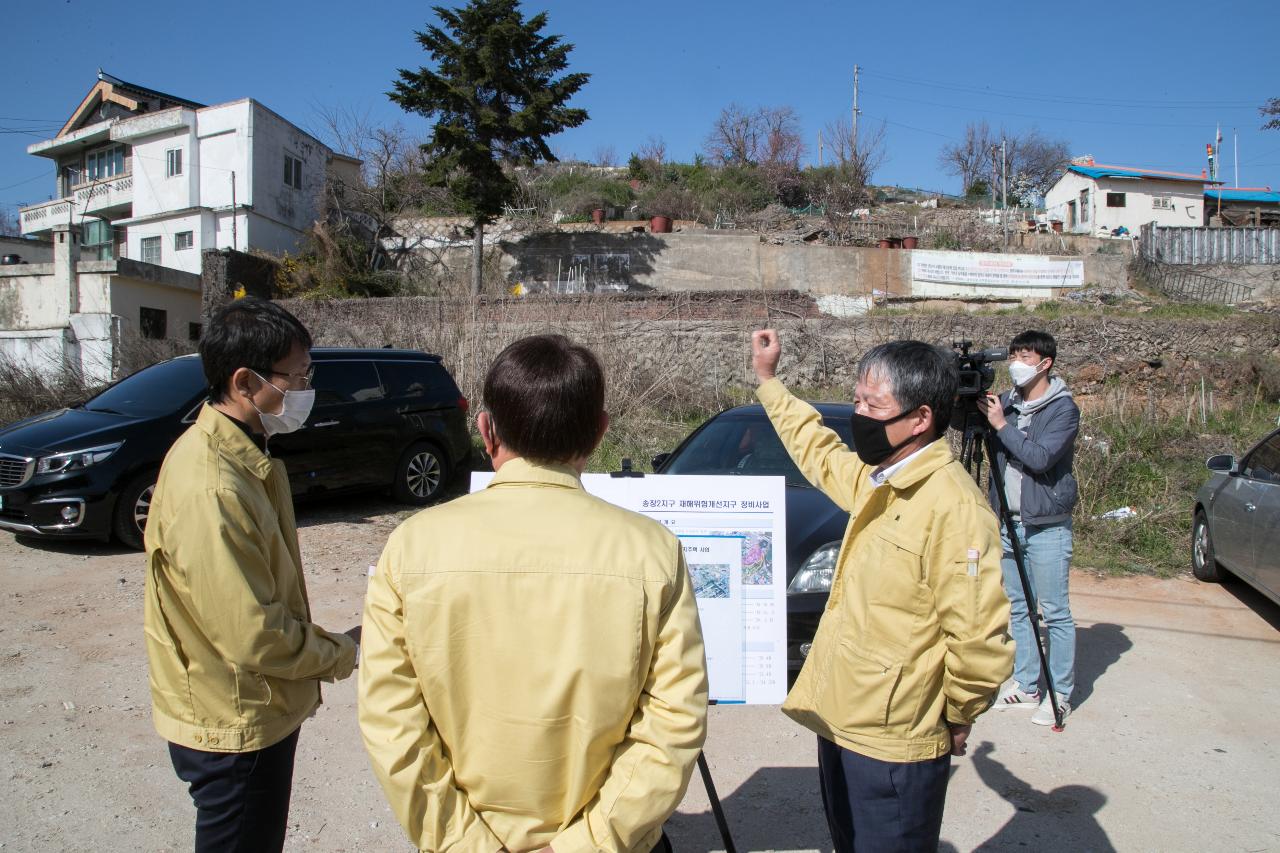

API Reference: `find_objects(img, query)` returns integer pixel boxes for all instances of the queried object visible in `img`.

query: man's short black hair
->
[200,297,312,403]
[483,334,605,463]
[858,340,959,440]
[1009,329,1057,364]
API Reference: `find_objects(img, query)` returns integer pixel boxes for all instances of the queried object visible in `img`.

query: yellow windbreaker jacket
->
[758,379,1012,762]
[358,458,708,853]
[144,404,356,753]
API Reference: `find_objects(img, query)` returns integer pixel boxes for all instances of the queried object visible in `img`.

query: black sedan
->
[1192,425,1280,606]
[652,403,853,674]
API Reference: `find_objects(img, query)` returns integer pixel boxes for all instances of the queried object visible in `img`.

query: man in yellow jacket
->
[144,298,359,852]
[359,334,708,853]
[751,330,1012,853]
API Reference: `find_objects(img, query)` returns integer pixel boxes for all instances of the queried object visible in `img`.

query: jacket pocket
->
[818,636,905,733]
[232,667,273,720]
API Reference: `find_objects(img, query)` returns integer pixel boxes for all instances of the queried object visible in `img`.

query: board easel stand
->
[612,462,739,853]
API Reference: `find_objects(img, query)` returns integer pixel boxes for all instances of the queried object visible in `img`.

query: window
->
[1244,435,1280,484]
[188,322,202,341]
[85,145,125,182]
[1152,196,1173,210]
[1106,192,1126,208]
[377,361,445,401]
[311,361,383,406]
[140,236,161,265]
[1078,189,1089,223]
[166,148,183,177]
[82,220,115,261]
[139,307,167,340]
[174,231,194,250]
[283,153,303,190]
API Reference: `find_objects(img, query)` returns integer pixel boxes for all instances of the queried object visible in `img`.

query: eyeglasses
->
[257,365,315,390]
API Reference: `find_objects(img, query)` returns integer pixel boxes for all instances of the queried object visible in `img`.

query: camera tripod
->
[955,405,1067,731]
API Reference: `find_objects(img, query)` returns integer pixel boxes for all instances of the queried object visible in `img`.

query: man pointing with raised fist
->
[751,329,1011,853]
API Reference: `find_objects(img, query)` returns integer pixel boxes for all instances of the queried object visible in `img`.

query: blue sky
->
[5,0,1280,219]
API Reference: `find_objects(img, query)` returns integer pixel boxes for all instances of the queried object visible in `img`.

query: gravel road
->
[1,494,1276,852]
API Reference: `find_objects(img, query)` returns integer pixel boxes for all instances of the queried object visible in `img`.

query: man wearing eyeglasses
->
[144,297,360,853]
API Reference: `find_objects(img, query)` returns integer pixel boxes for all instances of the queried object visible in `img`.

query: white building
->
[1044,159,1212,236]
[19,71,360,275]
[4,72,360,384]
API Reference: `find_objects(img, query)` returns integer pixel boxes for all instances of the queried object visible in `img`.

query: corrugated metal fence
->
[1140,224,1280,264]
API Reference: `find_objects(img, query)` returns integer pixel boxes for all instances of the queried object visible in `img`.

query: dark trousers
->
[816,736,951,853]
[168,729,300,853]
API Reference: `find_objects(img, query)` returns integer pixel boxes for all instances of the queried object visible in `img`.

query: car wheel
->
[1191,509,1223,582]
[393,442,449,505]
[113,470,157,550]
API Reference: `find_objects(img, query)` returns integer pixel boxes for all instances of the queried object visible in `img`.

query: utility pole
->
[817,130,824,168]
[230,171,237,252]
[852,64,860,159]
[1001,138,1009,246]
[1234,128,1239,187]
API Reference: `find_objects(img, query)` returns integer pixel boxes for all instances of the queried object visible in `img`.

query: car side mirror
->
[651,452,671,471]
[1205,454,1236,473]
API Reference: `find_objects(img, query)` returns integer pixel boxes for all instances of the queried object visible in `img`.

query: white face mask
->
[1008,359,1046,388]
[250,371,315,437]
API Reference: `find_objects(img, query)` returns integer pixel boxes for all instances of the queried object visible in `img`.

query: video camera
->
[949,340,1007,434]
[951,340,1008,399]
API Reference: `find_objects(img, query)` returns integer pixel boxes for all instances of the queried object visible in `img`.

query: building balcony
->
[20,174,133,235]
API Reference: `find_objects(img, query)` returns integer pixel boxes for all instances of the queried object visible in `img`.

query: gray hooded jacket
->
[987,376,1080,525]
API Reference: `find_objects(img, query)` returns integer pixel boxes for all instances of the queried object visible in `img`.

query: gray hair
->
[858,340,958,438]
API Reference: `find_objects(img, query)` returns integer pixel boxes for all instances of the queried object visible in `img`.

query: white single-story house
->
[1045,159,1214,236]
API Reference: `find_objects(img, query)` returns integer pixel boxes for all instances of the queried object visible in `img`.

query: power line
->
[861,68,1260,110]
[863,89,1237,130]
[0,171,52,193]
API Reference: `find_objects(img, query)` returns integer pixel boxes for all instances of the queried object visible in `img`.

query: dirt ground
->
[1,493,1277,853]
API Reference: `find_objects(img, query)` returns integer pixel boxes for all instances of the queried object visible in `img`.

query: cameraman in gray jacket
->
[978,330,1080,727]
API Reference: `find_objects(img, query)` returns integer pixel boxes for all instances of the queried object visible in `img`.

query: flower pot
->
[887,237,903,249]
[591,208,606,225]
[877,238,892,249]
[650,215,673,233]
[1050,220,1064,233]
[901,236,919,249]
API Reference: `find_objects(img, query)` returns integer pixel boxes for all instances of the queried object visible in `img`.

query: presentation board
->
[471,472,788,704]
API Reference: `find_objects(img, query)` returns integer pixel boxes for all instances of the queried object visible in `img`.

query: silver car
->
[1192,426,1280,606]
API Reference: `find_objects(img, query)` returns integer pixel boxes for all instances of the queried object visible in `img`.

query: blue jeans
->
[1000,519,1075,703]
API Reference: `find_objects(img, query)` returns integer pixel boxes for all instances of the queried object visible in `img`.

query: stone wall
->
[488,231,1128,298]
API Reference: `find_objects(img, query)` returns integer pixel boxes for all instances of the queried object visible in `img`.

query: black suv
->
[0,348,471,549]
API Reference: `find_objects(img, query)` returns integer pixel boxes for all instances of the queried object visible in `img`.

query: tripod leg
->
[981,431,1065,730]
[698,752,737,853]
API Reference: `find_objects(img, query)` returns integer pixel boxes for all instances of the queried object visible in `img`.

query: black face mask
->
[849,408,919,466]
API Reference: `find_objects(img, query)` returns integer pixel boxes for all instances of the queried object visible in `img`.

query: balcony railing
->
[20,174,133,234]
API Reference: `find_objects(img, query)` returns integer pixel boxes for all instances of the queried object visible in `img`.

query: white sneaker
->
[1031,697,1071,726]
[994,680,1040,710]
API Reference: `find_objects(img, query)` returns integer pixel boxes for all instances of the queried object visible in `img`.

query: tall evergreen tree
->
[391,1,589,295]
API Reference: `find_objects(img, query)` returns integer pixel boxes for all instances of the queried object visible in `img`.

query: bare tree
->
[0,206,20,237]
[1260,97,1280,130]
[940,122,1069,204]
[592,144,618,168]
[822,115,888,186]
[1005,129,1070,204]
[705,104,805,168]
[939,120,994,195]
[636,136,667,167]
[313,105,445,276]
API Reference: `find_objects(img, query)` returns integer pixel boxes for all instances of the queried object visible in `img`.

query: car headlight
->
[788,541,841,594]
[35,442,123,475]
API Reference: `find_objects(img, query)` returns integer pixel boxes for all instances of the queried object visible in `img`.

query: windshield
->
[665,412,854,486]
[84,357,207,418]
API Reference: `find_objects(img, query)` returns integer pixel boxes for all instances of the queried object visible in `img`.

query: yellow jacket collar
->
[487,457,584,490]
[195,404,275,480]
[885,438,955,490]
